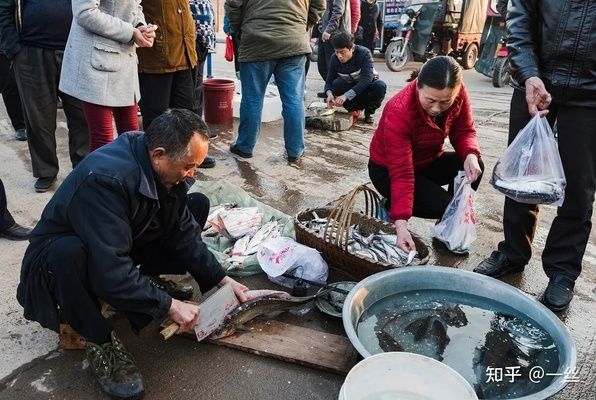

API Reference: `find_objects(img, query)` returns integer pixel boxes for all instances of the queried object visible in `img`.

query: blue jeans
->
[235,55,306,158]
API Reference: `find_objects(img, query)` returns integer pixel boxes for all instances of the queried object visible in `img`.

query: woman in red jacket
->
[368,56,483,252]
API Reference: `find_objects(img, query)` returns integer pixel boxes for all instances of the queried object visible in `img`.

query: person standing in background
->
[356,0,382,55]
[60,0,154,152]
[189,0,216,117]
[0,51,27,141]
[0,0,89,193]
[317,0,351,81]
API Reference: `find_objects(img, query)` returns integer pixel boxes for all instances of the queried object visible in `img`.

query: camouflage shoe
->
[86,331,144,399]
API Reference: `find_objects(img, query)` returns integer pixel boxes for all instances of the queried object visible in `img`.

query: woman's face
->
[417,84,460,117]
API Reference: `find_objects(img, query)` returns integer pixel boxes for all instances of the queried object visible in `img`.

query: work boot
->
[148,275,194,301]
[542,275,575,312]
[34,176,57,193]
[86,331,144,400]
[473,250,525,278]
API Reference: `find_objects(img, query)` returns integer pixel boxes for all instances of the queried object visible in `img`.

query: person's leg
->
[233,61,273,154]
[542,106,596,281]
[317,40,334,80]
[82,102,116,152]
[342,80,387,115]
[139,73,174,130]
[112,103,140,134]
[0,177,15,231]
[193,44,209,116]
[274,55,307,159]
[0,53,26,133]
[169,68,196,111]
[56,50,89,169]
[13,46,60,179]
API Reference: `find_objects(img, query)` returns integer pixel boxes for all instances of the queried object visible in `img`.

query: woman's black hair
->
[408,56,462,89]
[331,32,355,50]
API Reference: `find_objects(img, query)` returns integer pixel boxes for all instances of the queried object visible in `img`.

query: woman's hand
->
[395,220,416,253]
[525,77,551,117]
[463,154,482,183]
[132,27,154,48]
[218,276,249,303]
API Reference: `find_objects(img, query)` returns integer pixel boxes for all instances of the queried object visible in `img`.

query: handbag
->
[224,35,234,62]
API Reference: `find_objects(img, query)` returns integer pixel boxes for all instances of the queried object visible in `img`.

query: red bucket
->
[203,79,235,124]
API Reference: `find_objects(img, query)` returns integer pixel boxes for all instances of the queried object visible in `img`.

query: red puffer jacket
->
[369,80,481,221]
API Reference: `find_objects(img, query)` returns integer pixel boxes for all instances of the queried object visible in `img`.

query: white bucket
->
[340,352,478,400]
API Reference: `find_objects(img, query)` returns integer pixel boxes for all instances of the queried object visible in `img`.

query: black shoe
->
[148,275,194,301]
[542,275,575,312]
[207,127,218,139]
[34,176,57,193]
[0,222,32,240]
[473,250,525,278]
[229,144,253,159]
[86,331,144,400]
[198,156,216,169]
[15,128,27,141]
[363,112,374,124]
[287,152,303,163]
[316,91,327,98]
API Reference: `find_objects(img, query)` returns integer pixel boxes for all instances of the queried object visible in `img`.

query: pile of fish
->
[299,212,418,266]
[202,204,284,271]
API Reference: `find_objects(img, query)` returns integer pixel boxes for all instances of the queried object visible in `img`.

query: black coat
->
[507,0,596,107]
[17,133,225,332]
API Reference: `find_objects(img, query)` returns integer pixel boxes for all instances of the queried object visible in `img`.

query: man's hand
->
[395,220,416,253]
[218,276,249,302]
[463,154,482,183]
[334,94,348,107]
[326,93,335,107]
[132,28,153,48]
[168,299,200,334]
[321,32,331,42]
[525,77,551,117]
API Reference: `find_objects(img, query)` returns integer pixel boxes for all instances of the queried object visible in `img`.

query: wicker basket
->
[294,184,430,281]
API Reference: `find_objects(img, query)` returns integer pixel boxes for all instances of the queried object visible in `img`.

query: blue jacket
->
[324,45,375,100]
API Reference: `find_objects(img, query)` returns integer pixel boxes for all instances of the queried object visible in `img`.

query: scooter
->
[491,36,510,87]
[384,5,423,72]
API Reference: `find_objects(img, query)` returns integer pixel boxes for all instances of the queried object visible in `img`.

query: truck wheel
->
[385,40,410,72]
[492,57,511,87]
[462,43,478,69]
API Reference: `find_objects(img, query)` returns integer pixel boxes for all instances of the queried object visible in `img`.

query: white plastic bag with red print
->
[431,172,477,254]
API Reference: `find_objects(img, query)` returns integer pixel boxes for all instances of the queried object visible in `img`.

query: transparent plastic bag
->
[431,172,477,254]
[491,115,566,205]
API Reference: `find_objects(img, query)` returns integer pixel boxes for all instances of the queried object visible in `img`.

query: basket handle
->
[322,184,381,249]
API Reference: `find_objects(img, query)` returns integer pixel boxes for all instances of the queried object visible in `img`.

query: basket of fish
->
[294,184,429,281]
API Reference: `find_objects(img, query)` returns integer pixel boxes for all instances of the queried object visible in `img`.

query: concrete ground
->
[0,52,594,400]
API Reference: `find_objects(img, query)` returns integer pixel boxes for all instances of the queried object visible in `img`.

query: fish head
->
[442,305,468,327]
[210,324,237,339]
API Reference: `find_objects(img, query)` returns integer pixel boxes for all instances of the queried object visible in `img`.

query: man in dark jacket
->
[0,0,89,192]
[325,33,386,123]
[17,109,248,399]
[474,0,596,312]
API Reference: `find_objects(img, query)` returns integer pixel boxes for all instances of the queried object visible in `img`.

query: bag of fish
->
[490,114,566,205]
[431,172,477,254]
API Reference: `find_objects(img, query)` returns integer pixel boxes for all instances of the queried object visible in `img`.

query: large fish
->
[210,289,329,339]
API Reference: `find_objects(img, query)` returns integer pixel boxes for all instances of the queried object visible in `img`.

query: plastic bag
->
[224,35,234,62]
[257,237,328,289]
[491,114,566,205]
[431,172,477,254]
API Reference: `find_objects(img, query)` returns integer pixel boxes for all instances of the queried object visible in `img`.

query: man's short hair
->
[331,32,354,50]
[144,109,209,160]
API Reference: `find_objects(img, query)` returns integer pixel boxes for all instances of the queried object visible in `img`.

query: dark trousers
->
[0,54,25,130]
[43,193,210,344]
[138,68,195,130]
[12,46,89,178]
[369,152,484,219]
[0,177,15,231]
[330,77,387,114]
[317,39,335,80]
[191,43,209,116]
[498,89,596,280]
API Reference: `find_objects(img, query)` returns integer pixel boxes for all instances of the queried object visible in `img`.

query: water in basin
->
[356,289,560,399]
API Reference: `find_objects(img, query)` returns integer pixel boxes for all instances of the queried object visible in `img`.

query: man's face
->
[151,134,209,189]
[417,85,460,117]
[334,46,354,64]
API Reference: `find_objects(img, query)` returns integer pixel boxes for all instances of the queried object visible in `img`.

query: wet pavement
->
[0,53,594,399]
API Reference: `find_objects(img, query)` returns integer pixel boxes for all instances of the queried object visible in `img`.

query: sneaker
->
[86,331,144,400]
[198,156,216,169]
[15,128,27,141]
[473,250,525,278]
[229,144,253,159]
[148,275,193,301]
[542,275,575,312]
[34,176,57,193]
[287,152,303,163]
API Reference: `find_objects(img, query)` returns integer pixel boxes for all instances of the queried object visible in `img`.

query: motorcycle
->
[491,35,510,87]
[384,5,423,72]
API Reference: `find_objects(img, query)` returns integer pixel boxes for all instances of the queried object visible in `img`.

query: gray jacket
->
[59,0,145,107]
[319,0,351,35]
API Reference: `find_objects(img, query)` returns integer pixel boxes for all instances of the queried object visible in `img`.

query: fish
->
[210,289,330,339]
[244,219,282,255]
